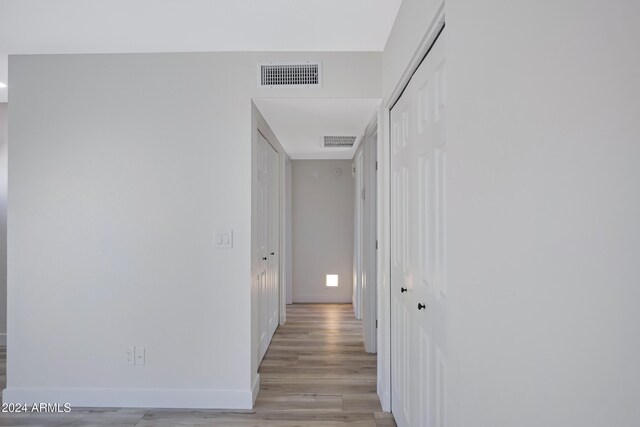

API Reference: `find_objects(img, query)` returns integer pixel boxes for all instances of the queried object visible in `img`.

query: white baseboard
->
[0,333,6,346]
[251,374,260,405]
[378,386,391,412]
[2,387,254,409]
[293,293,351,304]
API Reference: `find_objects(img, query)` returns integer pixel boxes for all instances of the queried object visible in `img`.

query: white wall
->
[5,52,381,408]
[382,0,640,425]
[0,103,6,345]
[292,160,354,303]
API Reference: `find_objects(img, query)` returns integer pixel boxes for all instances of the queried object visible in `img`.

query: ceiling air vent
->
[323,136,357,148]
[258,62,322,87]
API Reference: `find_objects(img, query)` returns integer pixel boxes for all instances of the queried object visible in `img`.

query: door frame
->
[362,114,378,353]
[377,5,446,412]
[353,149,364,319]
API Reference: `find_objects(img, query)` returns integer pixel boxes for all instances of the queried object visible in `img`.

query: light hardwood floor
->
[0,304,395,426]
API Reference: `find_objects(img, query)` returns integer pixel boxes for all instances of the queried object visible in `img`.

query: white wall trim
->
[2,387,254,409]
[377,105,391,413]
[364,111,379,139]
[361,114,378,354]
[386,4,445,110]
[251,373,261,405]
[284,155,293,306]
[353,149,364,320]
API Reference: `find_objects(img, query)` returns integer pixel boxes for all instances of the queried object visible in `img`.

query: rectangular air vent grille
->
[323,136,357,148]
[259,62,321,87]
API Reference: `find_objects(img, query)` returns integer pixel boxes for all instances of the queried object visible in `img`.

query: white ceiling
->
[0,0,403,102]
[254,98,380,159]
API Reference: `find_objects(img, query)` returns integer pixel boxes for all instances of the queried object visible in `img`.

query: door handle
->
[401,287,407,293]
[418,303,426,310]
[262,257,267,260]
[270,252,275,255]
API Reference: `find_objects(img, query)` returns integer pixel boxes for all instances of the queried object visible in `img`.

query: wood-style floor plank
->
[0,304,395,426]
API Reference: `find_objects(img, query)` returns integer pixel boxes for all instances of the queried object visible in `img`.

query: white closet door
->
[267,141,280,341]
[391,78,413,427]
[391,32,447,427]
[257,132,270,362]
[257,132,280,362]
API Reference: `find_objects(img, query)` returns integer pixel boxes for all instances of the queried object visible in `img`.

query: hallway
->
[0,304,395,426]
[256,304,394,426]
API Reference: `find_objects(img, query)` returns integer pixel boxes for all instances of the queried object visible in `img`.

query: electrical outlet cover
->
[215,230,233,248]
[125,347,135,365]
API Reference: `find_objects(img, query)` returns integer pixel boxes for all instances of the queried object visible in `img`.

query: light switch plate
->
[215,230,233,248]
[134,347,145,365]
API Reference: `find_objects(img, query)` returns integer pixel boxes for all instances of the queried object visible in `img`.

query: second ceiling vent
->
[258,62,322,87]
[323,136,357,148]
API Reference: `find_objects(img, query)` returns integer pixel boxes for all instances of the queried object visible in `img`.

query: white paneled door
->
[257,132,280,362]
[391,32,447,427]
[267,139,280,341]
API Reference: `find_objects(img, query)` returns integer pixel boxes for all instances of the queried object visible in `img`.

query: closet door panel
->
[391,32,447,427]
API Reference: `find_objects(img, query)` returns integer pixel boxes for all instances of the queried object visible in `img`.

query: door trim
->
[387,4,446,111]
[377,5,446,413]
[361,112,378,354]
